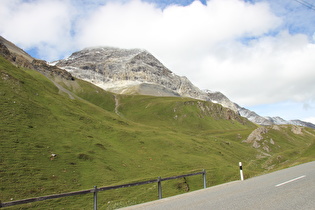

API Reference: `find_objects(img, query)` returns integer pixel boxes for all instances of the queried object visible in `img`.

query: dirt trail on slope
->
[51,80,76,99]
[114,95,121,116]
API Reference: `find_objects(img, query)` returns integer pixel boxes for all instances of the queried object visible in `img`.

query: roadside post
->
[158,177,162,199]
[94,186,98,210]
[203,169,207,188]
[239,162,244,181]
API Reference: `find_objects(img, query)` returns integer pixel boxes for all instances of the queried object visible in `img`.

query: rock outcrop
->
[0,36,74,80]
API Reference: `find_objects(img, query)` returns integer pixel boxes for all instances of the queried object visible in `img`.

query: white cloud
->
[1,0,315,121]
[75,0,281,86]
[199,31,315,106]
[74,0,315,120]
[75,0,162,49]
[303,117,315,125]
[0,0,75,59]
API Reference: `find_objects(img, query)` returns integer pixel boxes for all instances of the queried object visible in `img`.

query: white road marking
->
[275,175,306,187]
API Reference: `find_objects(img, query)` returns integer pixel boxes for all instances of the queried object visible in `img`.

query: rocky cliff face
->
[54,47,239,113]
[0,36,74,80]
[203,90,239,115]
[0,36,33,63]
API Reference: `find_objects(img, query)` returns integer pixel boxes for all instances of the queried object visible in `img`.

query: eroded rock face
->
[55,47,190,93]
[0,42,33,69]
[244,127,269,146]
[204,90,239,115]
[243,125,305,153]
[0,36,74,80]
[54,47,239,113]
[0,36,33,62]
[32,59,74,80]
[243,126,274,153]
[237,106,273,126]
[291,125,303,135]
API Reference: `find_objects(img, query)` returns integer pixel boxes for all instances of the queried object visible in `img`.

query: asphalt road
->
[120,161,315,210]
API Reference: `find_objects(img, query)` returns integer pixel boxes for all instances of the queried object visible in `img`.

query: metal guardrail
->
[0,169,206,209]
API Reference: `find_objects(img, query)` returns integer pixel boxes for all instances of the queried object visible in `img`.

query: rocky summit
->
[54,47,239,113]
[53,46,314,128]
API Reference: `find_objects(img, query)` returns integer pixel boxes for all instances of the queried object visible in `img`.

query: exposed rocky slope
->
[237,106,273,126]
[0,36,33,63]
[53,46,315,128]
[54,47,239,113]
[0,36,74,80]
[243,124,308,168]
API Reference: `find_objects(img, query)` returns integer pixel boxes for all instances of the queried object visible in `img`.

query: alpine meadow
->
[1,37,315,209]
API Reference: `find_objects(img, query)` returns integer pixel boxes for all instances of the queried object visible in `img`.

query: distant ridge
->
[0,36,33,62]
[0,36,74,80]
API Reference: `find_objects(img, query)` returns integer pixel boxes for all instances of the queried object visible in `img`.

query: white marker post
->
[239,162,244,181]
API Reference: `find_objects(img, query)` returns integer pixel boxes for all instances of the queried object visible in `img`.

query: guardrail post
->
[94,186,98,210]
[157,177,162,199]
[203,169,207,188]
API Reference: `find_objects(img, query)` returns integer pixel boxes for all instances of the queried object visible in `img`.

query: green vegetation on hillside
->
[1,55,314,209]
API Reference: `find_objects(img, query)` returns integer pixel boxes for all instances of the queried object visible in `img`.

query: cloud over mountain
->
[1,0,315,123]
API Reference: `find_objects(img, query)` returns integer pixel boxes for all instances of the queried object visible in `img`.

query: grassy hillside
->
[1,55,315,209]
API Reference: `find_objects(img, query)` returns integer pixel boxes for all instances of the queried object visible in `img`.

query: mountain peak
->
[53,46,315,128]
[69,46,145,62]
[54,47,240,113]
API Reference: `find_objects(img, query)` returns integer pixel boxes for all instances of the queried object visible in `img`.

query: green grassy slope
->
[117,95,254,130]
[1,55,314,209]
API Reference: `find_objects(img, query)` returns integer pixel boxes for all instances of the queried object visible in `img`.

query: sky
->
[1,0,315,123]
